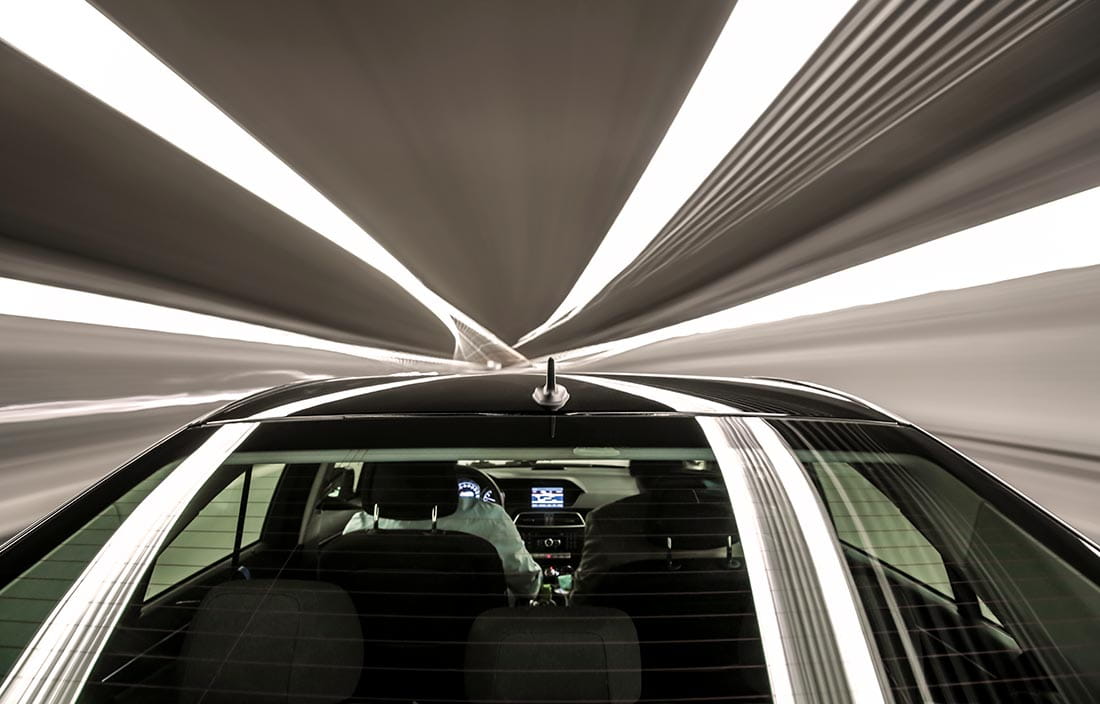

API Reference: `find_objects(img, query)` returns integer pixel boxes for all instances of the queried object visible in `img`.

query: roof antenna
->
[532,357,570,412]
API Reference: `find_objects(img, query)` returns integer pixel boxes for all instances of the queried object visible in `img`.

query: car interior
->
[78,453,772,704]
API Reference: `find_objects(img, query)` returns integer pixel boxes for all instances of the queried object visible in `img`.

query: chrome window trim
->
[568,374,893,704]
[0,374,458,704]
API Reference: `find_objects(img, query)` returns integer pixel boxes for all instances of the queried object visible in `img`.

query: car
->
[1,369,1098,703]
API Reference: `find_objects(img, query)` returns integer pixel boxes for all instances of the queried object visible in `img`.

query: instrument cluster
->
[456,478,498,504]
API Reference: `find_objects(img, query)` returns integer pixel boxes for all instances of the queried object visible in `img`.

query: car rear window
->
[75,445,773,703]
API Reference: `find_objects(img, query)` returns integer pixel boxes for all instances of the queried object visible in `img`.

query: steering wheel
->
[457,466,505,506]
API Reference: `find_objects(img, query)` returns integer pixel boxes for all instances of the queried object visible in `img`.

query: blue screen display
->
[531,486,564,509]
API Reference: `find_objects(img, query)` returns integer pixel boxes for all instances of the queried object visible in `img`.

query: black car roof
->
[202,371,896,423]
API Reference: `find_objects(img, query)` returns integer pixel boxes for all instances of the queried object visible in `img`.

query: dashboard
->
[455,467,639,570]
[454,471,588,512]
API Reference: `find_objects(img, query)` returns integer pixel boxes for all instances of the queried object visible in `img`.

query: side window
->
[144,463,284,599]
[812,461,954,597]
[324,462,363,500]
[0,463,175,679]
[780,423,1100,702]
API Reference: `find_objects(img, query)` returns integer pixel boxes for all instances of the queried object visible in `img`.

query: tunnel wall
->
[0,315,459,539]
[570,265,1100,538]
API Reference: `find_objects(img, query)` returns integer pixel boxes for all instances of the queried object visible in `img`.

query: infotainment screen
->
[531,486,564,509]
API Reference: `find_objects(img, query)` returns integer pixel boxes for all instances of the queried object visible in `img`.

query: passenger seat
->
[573,486,769,700]
[466,606,641,703]
[176,579,362,704]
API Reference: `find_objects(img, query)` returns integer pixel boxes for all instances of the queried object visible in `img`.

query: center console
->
[514,510,586,562]
[515,510,585,604]
[498,479,588,601]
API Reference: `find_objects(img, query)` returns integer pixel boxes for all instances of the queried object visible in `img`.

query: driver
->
[342,463,542,600]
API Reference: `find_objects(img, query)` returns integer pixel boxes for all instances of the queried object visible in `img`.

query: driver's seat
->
[317,462,506,699]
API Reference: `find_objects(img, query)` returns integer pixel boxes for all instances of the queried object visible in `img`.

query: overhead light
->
[0,0,516,361]
[518,0,858,346]
[552,185,1100,365]
[0,276,471,368]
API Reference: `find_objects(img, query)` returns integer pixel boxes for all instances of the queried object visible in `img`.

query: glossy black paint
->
[596,373,895,422]
[291,374,673,417]
[203,375,437,422]
[237,415,707,453]
[203,371,892,422]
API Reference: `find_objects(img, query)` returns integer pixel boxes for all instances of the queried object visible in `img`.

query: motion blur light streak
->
[0,389,286,425]
[0,277,470,368]
[0,0,1097,605]
[0,0,521,364]
[0,316,453,541]
[564,265,1100,539]
[553,184,1100,365]
[518,0,858,346]
[516,0,1100,355]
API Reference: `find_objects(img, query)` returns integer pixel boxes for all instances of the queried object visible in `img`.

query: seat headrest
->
[362,461,459,520]
[631,463,720,492]
[466,606,640,703]
[628,460,688,477]
[645,487,736,551]
[646,474,712,491]
[178,580,361,704]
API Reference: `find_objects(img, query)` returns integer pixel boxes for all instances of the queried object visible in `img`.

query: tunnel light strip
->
[0,390,266,424]
[553,185,1100,365]
[0,276,471,368]
[0,374,456,704]
[0,0,516,360]
[518,0,857,346]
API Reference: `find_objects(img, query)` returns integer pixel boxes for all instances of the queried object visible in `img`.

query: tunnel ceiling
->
[520,0,1100,355]
[0,44,456,357]
[92,0,735,346]
[3,0,1099,362]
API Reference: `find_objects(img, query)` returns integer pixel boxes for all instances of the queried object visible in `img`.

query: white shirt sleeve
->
[342,511,367,535]
[460,501,543,599]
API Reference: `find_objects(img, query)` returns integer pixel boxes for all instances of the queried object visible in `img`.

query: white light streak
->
[0,390,274,425]
[0,277,469,368]
[0,0,514,358]
[518,0,857,346]
[554,185,1100,364]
